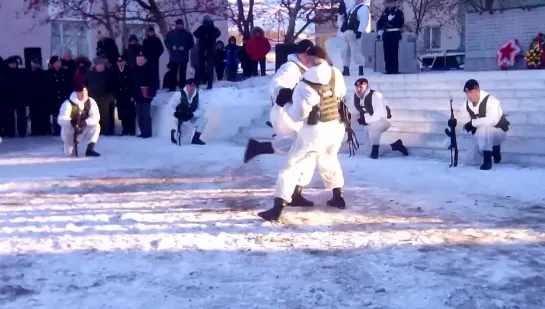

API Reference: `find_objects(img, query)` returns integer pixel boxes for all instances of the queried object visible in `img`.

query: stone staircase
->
[237,70,545,165]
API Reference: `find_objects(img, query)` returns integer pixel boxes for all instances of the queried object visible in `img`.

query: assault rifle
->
[444,96,458,167]
[170,120,183,146]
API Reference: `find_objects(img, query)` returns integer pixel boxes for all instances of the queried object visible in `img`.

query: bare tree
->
[402,0,458,35]
[278,0,339,43]
[227,0,272,37]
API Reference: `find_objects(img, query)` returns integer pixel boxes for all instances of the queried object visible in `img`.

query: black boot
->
[390,139,409,156]
[258,198,286,222]
[342,66,350,76]
[265,121,273,128]
[358,65,364,76]
[480,151,493,170]
[288,185,314,207]
[85,143,101,157]
[492,145,502,164]
[243,139,274,163]
[191,132,206,145]
[370,145,379,159]
[327,188,346,209]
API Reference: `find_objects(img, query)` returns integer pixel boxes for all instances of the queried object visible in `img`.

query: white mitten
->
[387,14,394,21]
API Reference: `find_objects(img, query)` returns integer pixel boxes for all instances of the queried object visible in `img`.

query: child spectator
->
[246,27,271,76]
[214,40,226,81]
[225,36,240,81]
[163,62,178,92]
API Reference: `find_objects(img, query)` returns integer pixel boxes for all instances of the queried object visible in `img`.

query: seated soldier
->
[57,84,101,156]
[169,79,207,145]
[349,78,408,158]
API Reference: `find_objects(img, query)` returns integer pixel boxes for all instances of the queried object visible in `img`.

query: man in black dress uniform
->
[377,0,404,74]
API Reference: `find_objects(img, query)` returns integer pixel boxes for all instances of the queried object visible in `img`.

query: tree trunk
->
[101,0,115,38]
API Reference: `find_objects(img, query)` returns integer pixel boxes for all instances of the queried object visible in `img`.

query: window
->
[423,26,441,50]
[51,21,90,58]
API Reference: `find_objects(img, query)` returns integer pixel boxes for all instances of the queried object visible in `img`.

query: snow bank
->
[151,77,271,142]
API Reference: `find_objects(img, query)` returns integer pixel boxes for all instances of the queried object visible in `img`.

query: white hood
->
[302,62,333,85]
[68,91,88,108]
[287,53,307,71]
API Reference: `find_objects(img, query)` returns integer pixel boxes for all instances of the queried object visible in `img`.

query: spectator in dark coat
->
[163,62,178,92]
[239,36,252,78]
[85,58,116,135]
[142,26,164,89]
[225,36,240,81]
[193,15,221,89]
[124,34,143,68]
[96,33,120,67]
[246,27,271,76]
[214,40,226,81]
[130,52,155,138]
[164,19,194,88]
[26,58,49,136]
[46,56,72,135]
[1,56,26,138]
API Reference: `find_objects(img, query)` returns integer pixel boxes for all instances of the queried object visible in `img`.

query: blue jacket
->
[225,45,240,68]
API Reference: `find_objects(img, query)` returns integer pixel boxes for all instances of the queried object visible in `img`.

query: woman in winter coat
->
[246,27,271,76]
[214,40,226,81]
[225,36,240,81]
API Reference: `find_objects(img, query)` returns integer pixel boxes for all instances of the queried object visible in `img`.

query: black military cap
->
[136,51,146,58]
[117,55,126,62]
[306,46,327,60]
[295,39,314,54]
[355,78,369,86]
[49,56,61,65]
[7,56,21,64]
[463,79,479,92]
[185,78,197,85]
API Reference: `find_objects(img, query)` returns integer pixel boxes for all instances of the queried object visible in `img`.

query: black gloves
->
[447,118,457,128]
[276,88,293,107]
[187,112,194,120]
[464,121,476,134]
[339,0,346,15]
[356,31,362,39]
[78,119,87,129]
[70,118,78,126]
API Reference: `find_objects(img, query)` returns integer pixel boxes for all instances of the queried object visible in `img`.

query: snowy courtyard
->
[0,135,544,309]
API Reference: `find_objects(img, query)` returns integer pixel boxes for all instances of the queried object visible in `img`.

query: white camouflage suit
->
[275,62,347,202]
[457,90,507,163]
[347,89,393,156]
[57,92,101,156]
[168,88,208,134]
[338,0,370,68]
[268,53,315,187]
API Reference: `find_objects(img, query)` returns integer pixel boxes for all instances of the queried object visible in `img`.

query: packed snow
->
[1,45,545,307]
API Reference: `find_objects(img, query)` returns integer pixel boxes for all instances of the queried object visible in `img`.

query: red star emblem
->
[497,39,521,68]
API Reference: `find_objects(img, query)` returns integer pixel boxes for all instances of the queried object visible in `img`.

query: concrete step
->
[374,131,545,155]
[362,89,545,99]
[344,70,545,83]
[376,97,544,112]
[388,109,544,125]
[370,80,545,91]
[384,121,545,138]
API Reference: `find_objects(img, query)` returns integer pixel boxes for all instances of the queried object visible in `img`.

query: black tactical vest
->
[466,95,510,132]
[354,90,392,119]
[347,5,363,32]
[180,90,199,113]
[69,99,91,121]
[302,68,340,123]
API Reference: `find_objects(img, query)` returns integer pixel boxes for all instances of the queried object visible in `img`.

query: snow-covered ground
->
[0,134,544,308]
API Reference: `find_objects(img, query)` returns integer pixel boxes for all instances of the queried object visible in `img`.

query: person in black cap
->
[257,46,348,222]
[112,55,135,135]
[131,51,155,138]
[450,79,510,170]
[1,56,25,137]
[27,57,49,136]
[142,26,164,89]
[377,0,404,74]
[57,82,101,157]
[169,78,207,145]
[164,18,194,88]
[86,57,116,135]
[244,39,315,207]
[349,77,408,158]
[123,34,143,68]
[46,55,71,135]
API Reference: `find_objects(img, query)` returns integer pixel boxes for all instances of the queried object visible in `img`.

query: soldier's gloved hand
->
[174,111,182,119]
[78,119,87,129]
[187,112,194,120]
[355,31,362,39]
[276,88,293,107]
[464,121,476,134]
[339,0,347,15]
[70,118,78,127]
[447,118,457,128]
[357,117,367,126]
